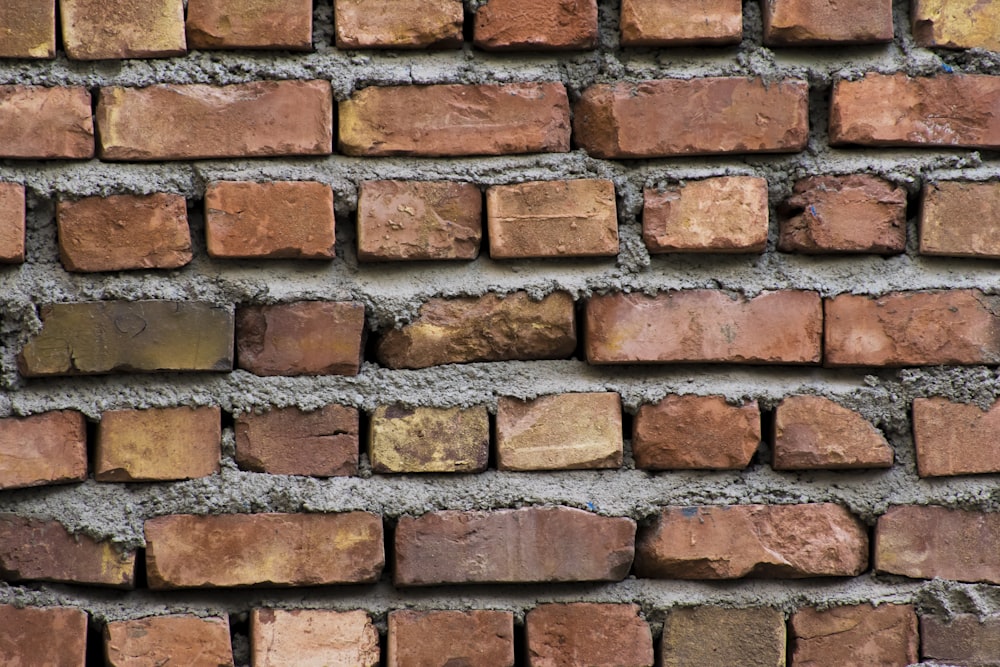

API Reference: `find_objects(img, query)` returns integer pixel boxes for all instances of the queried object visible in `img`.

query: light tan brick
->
[251,609,379,667]
[0,183,24,263]
[621,0,742,46]
[60,0,186,60]
[335,0,463,49]
[661,607,785,667]
[0,411,86,490]
[914,0,1000,51]
[105,616,233,667]
[0,1,55,58]
[369,405,489,474]
[920,181,1000,258]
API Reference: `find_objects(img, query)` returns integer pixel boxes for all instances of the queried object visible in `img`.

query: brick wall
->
[1,0,999,664]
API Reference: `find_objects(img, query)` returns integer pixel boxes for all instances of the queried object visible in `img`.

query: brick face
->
[60,0,186,60]
[388,610,515,667]
[526,604,654,667]
[186,0,313,50]
[0,411,87,490]
[921,614,1000,666]
[474,0,598,51]
[0,86,94,159]
[0,606,87,666]
[790,604,919,666]
[368,405,489,473]
[105,616,233,667]
[661,607,786,667]
[251,609,380,667]
[621,0,742,46]
[334,0,463,49]
[0,182,25,263]
[913,397,1000,476]
[920,181,1000,258]
[235,405,359,477]
[773,395,893,470]
[0,1,56,58]
[913,0,1000,51]
[762,0,893,45]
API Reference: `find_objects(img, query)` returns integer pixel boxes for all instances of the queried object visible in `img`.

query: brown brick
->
[0,86,93,159]
[235,404,359,477]
[632,395,760,470]
[913,397,1000,477]
[145,512,384,589]
[105,616,233,667]
[357,180,482,261]
[487,179,618,259]
[526,603,653,667]
[830,73,1000,149]
[394,506,635,586]
[662,607,785,667]
[19,301,234,377]
[339,83,570,157]
[762,0,893,45]
[369,405,489,474]
[643,177,768,253]
[0,1,55,58]
[236,301,364,376]
[0,411,86,490]
[60,0,185,60]
[921,613,1000,666]
[0,183,24,263]
[773,395,892,470]
[586,290,822,365]
[621,0,742,46]
[205,181,335,259]
[377,291,576,369]
[334,0,463,49]
[824,290,1000,367]
[790,604,918,666]
[97,80,332,161]
[251,609,379,667]
[57,193,191,272]
[186,0,312,50]
[635,504,868,579]
[388,610,514,667]
[574,78,808,158]
[0,606,87,666]
[474,0,598,50]
[913,0,1000,51]
[920,181,1000,258]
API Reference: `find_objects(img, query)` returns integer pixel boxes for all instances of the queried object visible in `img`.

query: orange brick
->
[790,604,918,666]
[773,395,893,470]
[474,0,598,50]
[388,610,514,667]
[913,397,1000,477]
[186,0,312,50]
[920,181,1000,258]
[105,616,233,666]
[913,0,1000,51]
[526,604,653,667]
[60,0,186,60]
[621,0,742,46]
[921,614,1000,666]
[235,404,359,477]
[661,607,786,667]
[0,183,24,263]
[0,606,87,666]
[252,609,379,667]
[335,0,463,49]
[0,1,56,58]
[762,0,893,45]
[0,86,93,159]
[369,406,489,474]
[0,410,87,490]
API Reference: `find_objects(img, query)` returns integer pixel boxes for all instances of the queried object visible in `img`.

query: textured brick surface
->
[0,606,87,667]
[921,614,1000,666]
[763,0,893,44]
[0,86,93,159]
[60,0,185,60]
[661,607,786,667]
[368,405,489,473]
[526,603,653,667]
[335,0,463,49]
[0,182,25,263]
[0,0,56,58]
[920,181,1000,258]
[105,615,233,667]
[388,610,515,667]
[621,0,742,46]
[474,0,598,50]
[773,395,893,470]
[235,405,359,477]
[914,397,1000,477]
[0,411,87,490]
[251,609,380,667]
[186,0,312,50]
[790,604,919,666]
[913,0,1000,51]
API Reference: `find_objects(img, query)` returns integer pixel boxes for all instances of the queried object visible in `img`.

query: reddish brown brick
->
[474,0,598,50]
[0,183,24,263]
[914,0,1000,51]
[0,86,93,159]
[60,0,186,60]
[0,1,56,58]
[0,606,87,666]
[790,604,918,666]
[369,405,489,474]
[205,181,335,259]
[913,397,1000,477]
[0,411,86,490]
[920,181,1000,258]
[251,609,379,667]
[621,0,742,46]
[394,506,635,586]
[105,616,233,667]
[773,395,893,470]
[762,0,893,45]
[388,610,514,667]
[144,512,384,589]
[661,607,785,667]
[235,405,359,477]
[574,78,808,158]
[921,613,1000,666]
[97,80,332,161]
[186,0,312,50]
[236,301,365,376]
[335,0,463,49]
[339,83,570,157]
[526,604,653,667]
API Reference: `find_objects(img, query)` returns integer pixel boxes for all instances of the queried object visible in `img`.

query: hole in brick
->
[85,416,99,480]
[514,612,528,666]
[362,321,382,367]
[462,4,477,43]
[220,408,235,432]
[357,407,372,475]
[132,547,148,589]
[487,409,498,471]
[229,611,251,667]
[758,406,776,466]
[620,408,635,469]
[378,615,389,666]
[84,613,105,667]
[573,298,588,362]
[381,516,397,585]
[476,186,490,260]
[187,198,208,258]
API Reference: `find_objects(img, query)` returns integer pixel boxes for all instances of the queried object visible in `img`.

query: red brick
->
[661,607,785,667]
[186,0,312,50]
[0,183,24,263]
[394,506,635,586]
[621,0,742,46]
[335,0,463,49]
[913,0,1000,51]
[388,610,514,667]
[60,0,186,60]
[773,395,893,470]
[635,504,868,579]
[830,73,1000,149]
[0,86,93,159]
[369,405,489,474]
[790,604,918,666]
[0,411,86,490]
[339,83,570,157]
[574,78,808,158]
[920,181,1000,258]
[105,616,233,667]
[235,404,359,477]
[205,181,335,259]
[474,0,598,50]
[251,609,379,667]
[97,80,332,161]
[144,512,384,589]
[913,397,1000,477]
[0,606,87,666]
[0,1,55,58]
[57,193,192,272]
[236,301,365,376]
[586,290,822,365]
[824,290,1000,367]
[526,603,653,667]
[763,0,893,45]
[921,613,1000,666]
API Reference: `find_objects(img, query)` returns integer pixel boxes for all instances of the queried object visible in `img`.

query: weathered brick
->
[388,610,514,667]
[824,290,1000,367]
[235,405,359,477]
[778,175,907,254]
[830,73,1000,149]
[105,616,233,667]
[377,291,576,369]
[913,0,1000,51]
[251,609,379,667]
[643,177,769,253]
[97,80,332,161]
[60,0,186,60]
[574,78,808,158]
[635,504,868,579]
[57,193,192,272]
[920,181,1000,258]
[586,290,822,365]
[762,0,893,45]
[487,179,618,259]
[773,395,893,470]
[621,0,742,46]
[661,607,785,667]
[790,604,919,666]
[369,405,489,474]
[0,1,55,58]
[526,604,653,667]
[921,613,1000,666]
[632,395,761,470]
[145,512,384,589]
[335,0,463,49]
[394,506,635,586]
[914,397,1000,477]
[19,301,234,377]
[0,411,86,490]
[0,606,87,666]
[205,181,335,259]
[236,301,365,376]
[95,406,220,482]
[357,180,482,261]
[0,86,93,159]
[339,83,570,157]
[0,183,24,263]
[474,0,598,50]
[186,0,312,50]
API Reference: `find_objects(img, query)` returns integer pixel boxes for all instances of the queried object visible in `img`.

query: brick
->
[635,504,868,579]
[496,393,622,471]
[339,83,570,157]
[526,603,653,667]
[368,405,489,474]
[334,0,462,49]
[394,506,635,586]
[621,0,742,46]
[830,73,1000,149]
[19,301,234,377]
[913,0,1000,51]
[643,177,768,254]
[105,615,233,667]
[778,175,907,255]
[97,80,332,161]
[186,0,312,50]
[144,512,383,589]
[790,604,918,666]
[921,613,1000,666]
[586,290,822,365]
[487,179,618,259]
[0,606,87,666]
[632,395,760,470]
[357,180,482,261]
[0,86,93,159]
[377,291,576,369]
[57,193,192,272]
[0,515,135,588]
[762,0,893,45]
[920,181,1000,258]
[0,183,24,262]
[60,0,185,60]
[95,406,220,482]
[474,0,598,50]
[236,301,364,376]
[914,397,1000,477]
[0,1,55,58]
[574,78,808,158]
[662,607,785,667]
[251,609,379,667]
[205,181,335,259]
[235,404,359,477]
[0,411,86,490]
[387,610,514,667]
[824,290,1000,367]
[773,395,893,470]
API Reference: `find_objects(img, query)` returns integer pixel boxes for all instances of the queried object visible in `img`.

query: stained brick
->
[474,0,598,50]
[0,86,94,159]
[913,397,1000,477]
[762,0,893,45]
[105,616,233,667]
[921,613,1000,666]
[0,411,86,490]
[913,0,1000,51]
[661,607,786,667]
[388,610,514,667]
[251,609,380,667]
[235,405,359,477]
[186,0,312,50]
[790,604,919,666]
[526,604,653,667]
[0,1,56,58]
[369,405,489,474]
[0,606,87,666]
[773,395,893,470]
[0,183,24,263]
[60,0,186,60]
[920,181,1000,258]
[335,0,463,49]
[621,0,742,46]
